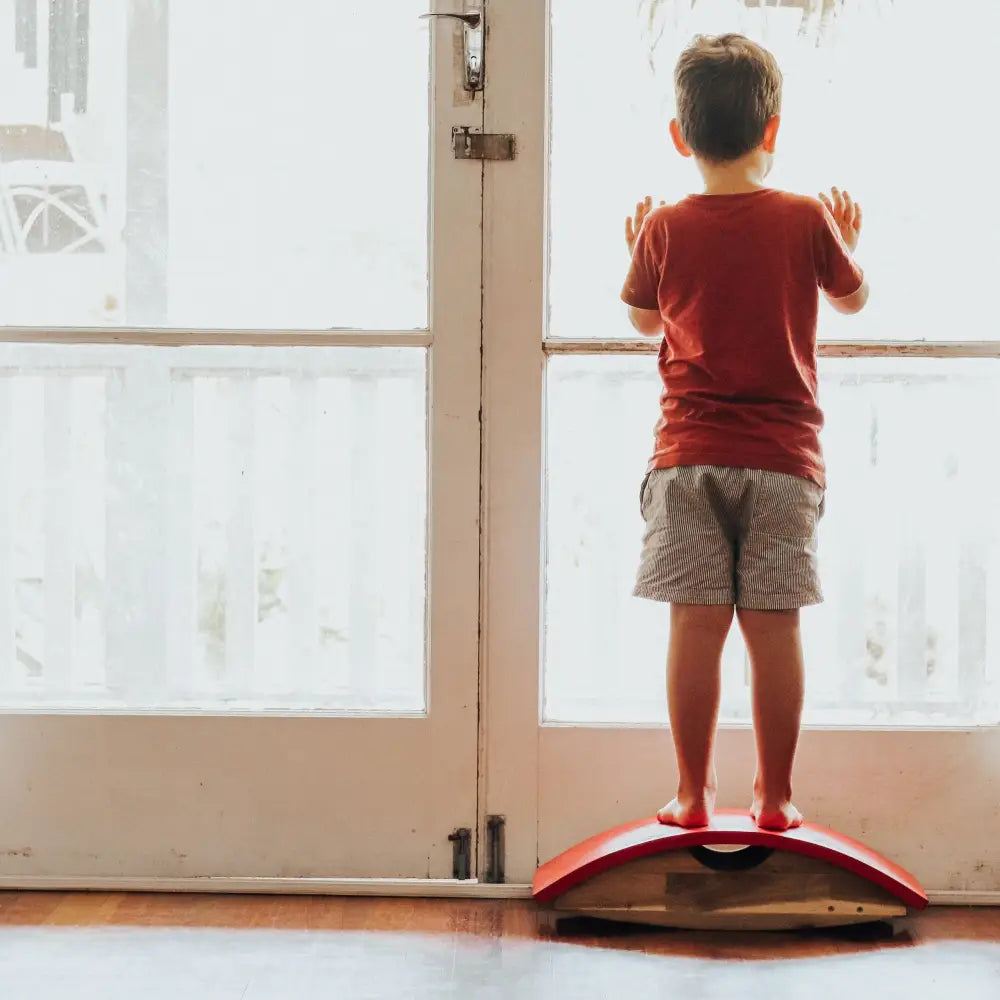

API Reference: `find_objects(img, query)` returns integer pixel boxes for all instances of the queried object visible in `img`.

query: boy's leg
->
[658,602,734,828]
[736,470,823,831]
[737,607,805,831]
[634,467,743,827]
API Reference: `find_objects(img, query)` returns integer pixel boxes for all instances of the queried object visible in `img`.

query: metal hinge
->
[449,827,472,880]
[484,815,506,884]
[452,127,516,162]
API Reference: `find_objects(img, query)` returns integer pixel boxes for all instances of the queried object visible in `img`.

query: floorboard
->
[0,893,997,998]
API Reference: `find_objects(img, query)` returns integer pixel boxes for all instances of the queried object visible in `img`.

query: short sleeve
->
[813,201,864,299]
[621,210,667,311]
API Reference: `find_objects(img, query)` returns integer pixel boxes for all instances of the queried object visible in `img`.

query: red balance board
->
[533,810,927,911]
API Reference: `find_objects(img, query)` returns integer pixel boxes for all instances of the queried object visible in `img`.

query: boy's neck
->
[695,151,771,195]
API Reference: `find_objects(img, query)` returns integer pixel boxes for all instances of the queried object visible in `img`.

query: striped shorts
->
[634,466,825,610]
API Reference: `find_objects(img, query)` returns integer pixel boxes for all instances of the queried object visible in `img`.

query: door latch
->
[485,815,506,884]
[449,827,472,880]
[452,127,516,162]
[420,7,485,91]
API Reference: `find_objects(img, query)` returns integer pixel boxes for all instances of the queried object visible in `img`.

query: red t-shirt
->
[621,189,863,488]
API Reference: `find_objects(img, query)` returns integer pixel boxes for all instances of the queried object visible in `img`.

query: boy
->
[622,34,866,832]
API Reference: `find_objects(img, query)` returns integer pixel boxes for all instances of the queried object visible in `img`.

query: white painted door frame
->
[478,0,1000,897]
[5,0,999,902]
[0,6,484,883]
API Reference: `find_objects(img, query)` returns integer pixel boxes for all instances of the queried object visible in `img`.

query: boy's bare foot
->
[657,795,713,828]
[751,799,803,832]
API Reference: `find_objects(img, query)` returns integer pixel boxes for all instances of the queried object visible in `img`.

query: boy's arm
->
[628,305,665,336]
[825,279,869,315]
[816,188,868,315]
[622,196,666,337]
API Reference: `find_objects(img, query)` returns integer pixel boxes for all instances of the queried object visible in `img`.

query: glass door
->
[484,0,1000,894]
[0,1,484,881]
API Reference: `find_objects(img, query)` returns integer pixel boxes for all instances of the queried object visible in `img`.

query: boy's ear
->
[669,119,692,158]
[761,115,781,154]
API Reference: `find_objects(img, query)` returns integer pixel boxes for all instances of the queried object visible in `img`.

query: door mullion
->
[479,0,549,885]
[424,0,488,876]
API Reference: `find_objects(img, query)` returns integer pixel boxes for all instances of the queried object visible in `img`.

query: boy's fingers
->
[843,190,853,220]
[853,203,863,231]
[629,197,662,242]
[831,187,844,217]
[818,192,832,213]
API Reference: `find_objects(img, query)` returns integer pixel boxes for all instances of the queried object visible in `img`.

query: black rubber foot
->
[825,919,909,943]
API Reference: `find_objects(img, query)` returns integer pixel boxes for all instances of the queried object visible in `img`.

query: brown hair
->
[674,34,782,162]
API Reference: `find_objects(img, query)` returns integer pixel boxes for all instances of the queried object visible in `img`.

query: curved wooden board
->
[533,810,928,909]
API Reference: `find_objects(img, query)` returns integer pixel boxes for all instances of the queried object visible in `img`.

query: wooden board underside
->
[550,850,906,930]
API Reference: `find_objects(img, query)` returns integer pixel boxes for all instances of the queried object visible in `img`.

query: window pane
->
[544,354,1000,726]
[0,2,428,329]
[0,343,427,712]
[550,0,1000,341]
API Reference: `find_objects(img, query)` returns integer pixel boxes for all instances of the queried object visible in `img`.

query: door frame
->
[478,0,547,885]
[478,0,1000,897]
[0,2,485,884]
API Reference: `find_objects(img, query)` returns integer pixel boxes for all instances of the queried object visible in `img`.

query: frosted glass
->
[0,343,427,712]
[0,2,428,329]
[550,0,1000,341]
[544,355,1000,726]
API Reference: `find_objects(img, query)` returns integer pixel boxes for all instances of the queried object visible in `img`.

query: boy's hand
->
[625,196,665,256]
[818,187,862,253]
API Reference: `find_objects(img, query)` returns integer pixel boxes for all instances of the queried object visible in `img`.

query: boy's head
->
[671,34,782,164]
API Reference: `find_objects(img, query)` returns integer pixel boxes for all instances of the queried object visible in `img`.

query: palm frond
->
[637,0,890,63]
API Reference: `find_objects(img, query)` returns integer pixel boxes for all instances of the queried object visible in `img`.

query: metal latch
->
[484,815,506,884]
[452,127,516,162]
[449,827,472,880]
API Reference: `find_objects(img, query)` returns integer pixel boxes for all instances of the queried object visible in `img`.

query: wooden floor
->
[1,894,998,998]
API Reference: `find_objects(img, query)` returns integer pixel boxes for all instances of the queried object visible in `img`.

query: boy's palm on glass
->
[819,187,862,253]
[625,195,665,256]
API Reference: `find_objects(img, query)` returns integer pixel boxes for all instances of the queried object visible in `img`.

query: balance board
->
[533,811,928,932]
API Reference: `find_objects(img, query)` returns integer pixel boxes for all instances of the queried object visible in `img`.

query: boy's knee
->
[737,606,799,618]
[736,607,800,633]
[671,603,734,634]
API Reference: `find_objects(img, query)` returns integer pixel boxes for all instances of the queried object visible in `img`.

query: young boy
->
[622,34,867,832]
